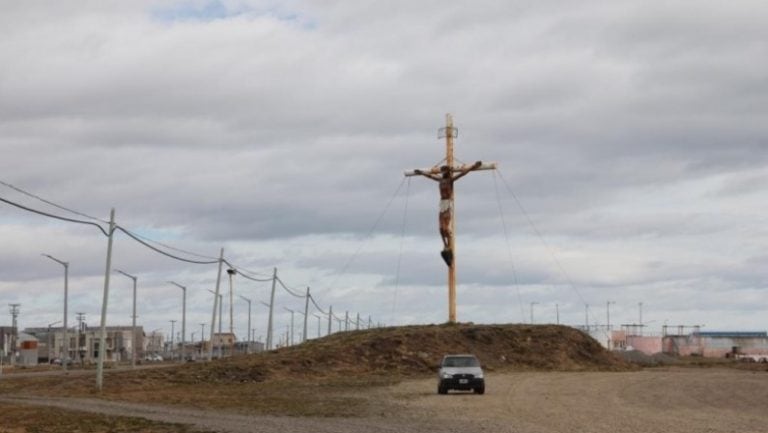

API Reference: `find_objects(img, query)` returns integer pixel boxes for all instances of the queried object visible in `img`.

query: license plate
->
[459,379,468,384]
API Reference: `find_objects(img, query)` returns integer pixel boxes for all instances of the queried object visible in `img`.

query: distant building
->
[17,332,39,366]
[0,326,17,363]
[663,331,768,358]
[24,325,145,364]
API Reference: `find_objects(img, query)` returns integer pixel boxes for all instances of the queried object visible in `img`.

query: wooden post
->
[405,114,496,323]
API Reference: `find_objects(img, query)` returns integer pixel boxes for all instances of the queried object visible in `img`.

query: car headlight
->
[476,372,484,379]
[441,372,452,379]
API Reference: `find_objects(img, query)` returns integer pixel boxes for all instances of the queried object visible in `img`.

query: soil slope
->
[130,323,629,385]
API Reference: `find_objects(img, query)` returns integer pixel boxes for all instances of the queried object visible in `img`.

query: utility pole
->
[96,208,115,392]
[302,287,310,343]
[529,302,538,324]
[208,248,224,362]
[169,320,176,361]
[227,268,236,335]
[42,254,68,371]
[169,282,187,363]
[284,307,295,346]
[8,304,20,367]
[75,313,85,363]
[266,268,277,350]
[200,323,205,357]
[327,305,333,336]
[239,295,252,354]
[208,290,223,357]
[356,313,360,331]
[584,304,589,330]
[607,300,616,350]
[114,269,138,368]
[313,314,322,338]
[345,311,349,331]
[405,114,496,323]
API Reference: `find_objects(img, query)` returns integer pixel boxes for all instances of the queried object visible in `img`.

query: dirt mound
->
[130,324,629,384]
[616,350,680,366]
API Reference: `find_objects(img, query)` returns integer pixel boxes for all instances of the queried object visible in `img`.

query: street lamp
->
[42,253,68,372]
[607,300,616,349]
[283,307,295,346]
[227,269,236,335]
[169,320,176,361]
[114,269,138,368]
[239,295,252,354]
[46,320,61,364]
[208,289,223,357]
[199,323,206,357]
[312,313,323,338]
[169,282,186,363]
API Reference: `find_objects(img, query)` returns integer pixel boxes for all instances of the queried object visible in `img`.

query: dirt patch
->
[0,402,209,433]
[132,323,629,384]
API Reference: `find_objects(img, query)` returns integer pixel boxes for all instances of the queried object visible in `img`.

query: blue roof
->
[694,331,767,338]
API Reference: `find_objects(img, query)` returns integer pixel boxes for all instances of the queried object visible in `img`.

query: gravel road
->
[3,368,767,432]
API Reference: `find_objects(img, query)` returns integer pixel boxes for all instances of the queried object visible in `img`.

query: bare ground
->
[3,368,768,433]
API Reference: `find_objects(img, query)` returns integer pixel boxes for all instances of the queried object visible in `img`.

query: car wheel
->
[474,386,485,395]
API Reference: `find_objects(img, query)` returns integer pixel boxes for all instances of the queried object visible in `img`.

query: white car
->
[438,354,485,394]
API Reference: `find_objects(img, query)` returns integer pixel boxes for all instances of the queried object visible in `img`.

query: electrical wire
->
[0,195,111,236]
[276,277,306,298]
[132,231,219,261]
[115,226,219,265]
[492,171,526,323]
[495,169,594,322]
[0,179,108,223]
[390,177,411,326]
[308,294,327,315]
[326,177,408,291]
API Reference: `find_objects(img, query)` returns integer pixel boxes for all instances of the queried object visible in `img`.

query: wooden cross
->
[405,114,496,323]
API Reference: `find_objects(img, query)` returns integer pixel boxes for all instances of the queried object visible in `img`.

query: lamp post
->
[169,320,176,361]
[150,328,162,355]
[227,269,236,335]
[169,282,186,363]
[42,254,69,372]
[312,314,322,338]
[208,290,223,357]
[46,320,61,363]
[199,323,206,357]
[114,269,138,368]
[239,295,252,354]
[283,307,295,346]
[606,300,616,349]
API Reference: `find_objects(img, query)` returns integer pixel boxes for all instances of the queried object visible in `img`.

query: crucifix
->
[405,114,496,323]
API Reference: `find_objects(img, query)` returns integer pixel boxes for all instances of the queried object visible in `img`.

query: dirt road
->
[3,368,767,432]
[382,368,768,432]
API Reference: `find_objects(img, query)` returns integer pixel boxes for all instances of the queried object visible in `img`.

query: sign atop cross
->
[404,114,496,323]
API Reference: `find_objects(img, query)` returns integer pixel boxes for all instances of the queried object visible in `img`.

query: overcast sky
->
[1,0,767,343]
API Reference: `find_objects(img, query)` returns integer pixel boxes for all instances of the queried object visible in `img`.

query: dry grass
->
[0,403,211,433]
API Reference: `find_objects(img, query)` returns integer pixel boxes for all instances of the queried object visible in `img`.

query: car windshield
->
[442,356,480,367]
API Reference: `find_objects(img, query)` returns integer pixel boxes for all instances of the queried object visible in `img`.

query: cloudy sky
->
[1,0,767,344]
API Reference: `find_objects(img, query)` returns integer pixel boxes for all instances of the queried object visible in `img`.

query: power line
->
[495,169,592,318]
[0,179,108,223]
[115,226,219,265]
[0,195,110,236]
[326,177,408,291]
[492,171,526,323]
[276,277,306,298]
[390,177,411,326]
